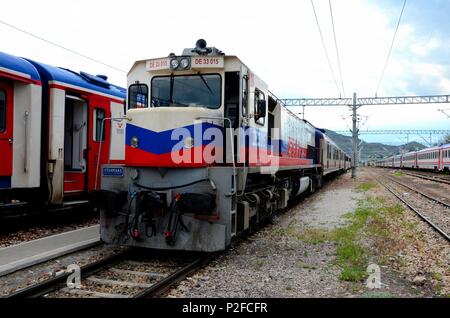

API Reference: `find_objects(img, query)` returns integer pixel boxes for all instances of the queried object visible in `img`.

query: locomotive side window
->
[129,84,149,109]
[94,108,106,142]
[0,90,5,133]
[151,74,221,108]
[254,89,265,125]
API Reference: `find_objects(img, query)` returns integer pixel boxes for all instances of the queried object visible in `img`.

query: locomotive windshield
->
[151,74,221,109]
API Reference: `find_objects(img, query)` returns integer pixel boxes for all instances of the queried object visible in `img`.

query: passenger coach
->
[375,143,450,171]
[0,51,126,215]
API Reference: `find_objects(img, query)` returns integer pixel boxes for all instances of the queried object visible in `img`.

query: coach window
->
[129,84,148,109]
[254,89,265,125]
[94,108,106,142]
[0,90,5,133]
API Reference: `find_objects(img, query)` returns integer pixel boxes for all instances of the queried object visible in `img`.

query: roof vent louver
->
[79,71,111,88]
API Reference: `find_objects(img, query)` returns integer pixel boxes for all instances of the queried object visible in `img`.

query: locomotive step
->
[61,200,90,207]
[0,202,29,210]
[48,200,91,212]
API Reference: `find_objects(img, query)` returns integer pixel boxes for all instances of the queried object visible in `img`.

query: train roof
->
[25,59,125,99]
[0,51,41,82]
[416,145,442,153]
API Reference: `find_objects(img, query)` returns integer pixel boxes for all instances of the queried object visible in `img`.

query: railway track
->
[400,171,450,185]
[5,248,215,298]
[3,174,341,299]
[377,178,450,242]
[385,176,450,208]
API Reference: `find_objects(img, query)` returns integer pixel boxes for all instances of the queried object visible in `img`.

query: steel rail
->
[386,176,450,208]
[5,249,133,298]
[402,171,450,186]
[134,253,217,298]
[377,178,450,242]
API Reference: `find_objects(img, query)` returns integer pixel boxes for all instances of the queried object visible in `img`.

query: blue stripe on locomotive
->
[126,122,222,155]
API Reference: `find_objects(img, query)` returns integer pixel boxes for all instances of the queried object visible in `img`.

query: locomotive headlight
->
[180,58,190,69]
[170,59,180,69]
[130,136,139,148]
[184,137,194,149]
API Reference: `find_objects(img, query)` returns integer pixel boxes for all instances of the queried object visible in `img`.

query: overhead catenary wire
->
[310,0,342,97]
[328,0,346,97]
[0,19,127,73]
[375,0,407,96]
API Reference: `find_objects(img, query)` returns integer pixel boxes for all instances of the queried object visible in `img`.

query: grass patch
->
[296,261,318,270]
[298,228,335,244]
[333,197,408,282]
[271,195,409,285]
[255,258,266,269]
[339,266,368,282]
[431,272,443,281]
[356,181,378,192]
[393,171,405,177]
[287,196,406,283]
[332,197,386,282]
[271,220,335,244]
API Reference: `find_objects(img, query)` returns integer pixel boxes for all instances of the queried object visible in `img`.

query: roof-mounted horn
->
[193,39,211,55]
[181,39,225,56]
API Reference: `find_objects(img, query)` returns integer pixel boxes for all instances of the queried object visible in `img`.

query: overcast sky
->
[1,0,449,145]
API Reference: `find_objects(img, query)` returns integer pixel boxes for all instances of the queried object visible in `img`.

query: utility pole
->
[351,93,359,178]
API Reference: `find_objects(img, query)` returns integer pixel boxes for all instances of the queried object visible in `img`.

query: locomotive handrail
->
[23,111,29,173]
[196,116,236,196]
[95,117,131,190]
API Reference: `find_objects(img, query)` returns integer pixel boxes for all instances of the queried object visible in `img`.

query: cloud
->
[410,38,441,57]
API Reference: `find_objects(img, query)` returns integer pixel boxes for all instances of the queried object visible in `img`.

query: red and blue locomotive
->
[95,40,350,252]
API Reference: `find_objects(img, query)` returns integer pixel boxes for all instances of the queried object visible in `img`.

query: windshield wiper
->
[170,74,174,102]
[198,72,214,95]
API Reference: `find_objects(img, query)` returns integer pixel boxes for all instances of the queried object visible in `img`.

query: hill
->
[323,130,426,161]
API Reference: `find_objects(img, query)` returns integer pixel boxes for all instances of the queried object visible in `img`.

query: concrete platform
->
[0,225,100,277]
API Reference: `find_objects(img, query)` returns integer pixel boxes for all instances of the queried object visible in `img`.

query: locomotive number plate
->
[191,57,224,68]
[102,167,124,177]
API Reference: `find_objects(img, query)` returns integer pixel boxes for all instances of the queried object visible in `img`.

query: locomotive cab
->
[124,39,269,168]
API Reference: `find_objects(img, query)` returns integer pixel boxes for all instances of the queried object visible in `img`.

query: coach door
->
[63,95,88,195]
[87,97,111,191]
[0,81,13,185]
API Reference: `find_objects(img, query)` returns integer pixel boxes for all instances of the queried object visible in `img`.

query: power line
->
[328,0,346,97]
[375,0,407,95]
[0,19,127,73]
[310,0,342,97]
